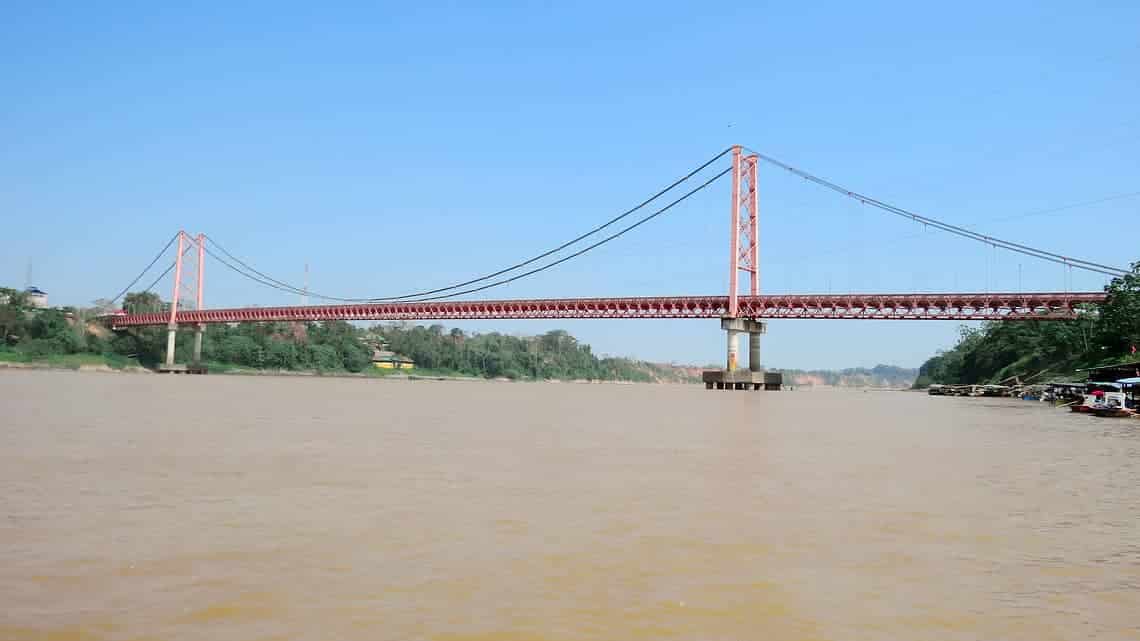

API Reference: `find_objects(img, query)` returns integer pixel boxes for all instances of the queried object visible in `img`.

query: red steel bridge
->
[102,145,1123,372]
[111,292,1106,326]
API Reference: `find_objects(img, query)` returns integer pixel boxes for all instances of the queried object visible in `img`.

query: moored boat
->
[1091,406,1135,418]
[1072,382,1125,414]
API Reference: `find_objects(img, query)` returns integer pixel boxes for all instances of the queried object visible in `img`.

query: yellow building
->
[372,349,415,370]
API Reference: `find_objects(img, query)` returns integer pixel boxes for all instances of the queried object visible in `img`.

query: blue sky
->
[2,1,1137,369]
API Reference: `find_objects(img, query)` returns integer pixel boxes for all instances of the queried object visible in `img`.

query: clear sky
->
[2,2,1137,369]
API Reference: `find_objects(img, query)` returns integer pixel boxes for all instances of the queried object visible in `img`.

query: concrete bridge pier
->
[702,318,770,390]
[192,324,204,364]
[164,324,178,368]
[748,324,764,372]
[723,317,765,372]
[726,325,741,372]
[159,323,206,374]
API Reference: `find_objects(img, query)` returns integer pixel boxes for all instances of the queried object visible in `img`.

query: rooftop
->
[371,349,414,364]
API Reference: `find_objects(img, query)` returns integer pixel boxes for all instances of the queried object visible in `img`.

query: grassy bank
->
[0,354,631,383]
[366,367,482,379]
[196,361,481,380]
[0,350,142,370]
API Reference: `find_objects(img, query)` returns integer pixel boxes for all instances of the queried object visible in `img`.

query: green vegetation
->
[1,287,696,382]
[1,287,124,368]
[0,350,137,370]
[374,324,696,382]
[1,286,375,373]
[913,261,1140,387]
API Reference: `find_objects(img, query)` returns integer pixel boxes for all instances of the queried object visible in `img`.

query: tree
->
[0,287,29,343]
[306,344,341,371]
[217,335,262,366]
[123,292,163,314]
[341,342,371,372]
[1097,262,1140,356]
[265,340,300,370]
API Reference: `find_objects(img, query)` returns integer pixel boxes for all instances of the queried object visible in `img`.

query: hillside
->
[775,365,918,388]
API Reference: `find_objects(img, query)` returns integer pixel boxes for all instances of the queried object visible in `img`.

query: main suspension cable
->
[105,232,179,304]
[745,147,1130,277]
[204,147,734,303]
[142,262,176,296]
[407,166,732,301]
[379,147,733,300]
[201,243,322,299]
[132,240,199,312]
[206,166,732,302]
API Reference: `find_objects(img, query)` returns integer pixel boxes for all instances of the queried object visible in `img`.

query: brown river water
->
[1,369,1138,640]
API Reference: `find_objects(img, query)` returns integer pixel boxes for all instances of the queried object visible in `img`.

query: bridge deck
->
[107,292,1107,327]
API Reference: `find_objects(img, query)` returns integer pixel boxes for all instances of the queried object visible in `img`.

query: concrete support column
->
[164,325,178,367]
[726,329,740,371]
[192,325,204,364]
[722,317,766,373]
[749,331,763,372]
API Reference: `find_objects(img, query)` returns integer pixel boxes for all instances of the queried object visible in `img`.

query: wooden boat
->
[1091,406,1135,418]
[1071,382,1126,414]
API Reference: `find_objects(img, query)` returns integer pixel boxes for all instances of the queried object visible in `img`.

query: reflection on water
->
[2,370,1138,640]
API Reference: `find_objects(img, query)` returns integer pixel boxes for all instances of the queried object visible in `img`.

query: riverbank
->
[0,349,498,380]
[0,356,915,389]
[0,351,147,372]
[204,363,488,382]
[0,357,660,384]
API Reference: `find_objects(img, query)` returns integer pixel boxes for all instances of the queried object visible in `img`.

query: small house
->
[371,349,415,370]
[25,287,48,309]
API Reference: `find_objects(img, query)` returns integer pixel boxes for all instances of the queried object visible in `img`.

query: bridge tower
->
[726,147,765,374]
[161,231,206,373]
[705,145,768,390]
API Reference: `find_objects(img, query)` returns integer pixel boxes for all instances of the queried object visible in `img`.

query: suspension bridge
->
[101,145,1124,383]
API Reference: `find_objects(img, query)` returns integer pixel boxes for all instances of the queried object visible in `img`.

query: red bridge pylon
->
[721,145,766,380]
[161,231,206,372]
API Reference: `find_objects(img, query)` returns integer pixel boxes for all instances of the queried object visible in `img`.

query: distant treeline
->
[776,364,918,388]
[0,289,375,371]
[379,323,697,382]
[913,261,1140,387]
